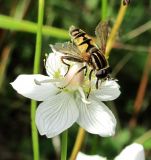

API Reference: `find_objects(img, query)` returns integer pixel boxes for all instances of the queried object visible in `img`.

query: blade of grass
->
[0,44,14,89]
[113,42,149,53]
[122,21,151,41]
[112,53,132,77]
[135,130,151,144]
[0,14,69,39]
[129,49,151,128]
[31,0,44,160]
[10,0,31,19]
[0,0,31,90]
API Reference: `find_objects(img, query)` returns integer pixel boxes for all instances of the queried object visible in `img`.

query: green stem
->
[31,0,44,160]
[106,1,128,58]
[31,101,40,160]
[91,136,99,154]
[61,130,68,160]
[101,0,108,20]
[69,128,85,160]
[0,14,68,39]
[135,130,151,144]
[33,0,44,73]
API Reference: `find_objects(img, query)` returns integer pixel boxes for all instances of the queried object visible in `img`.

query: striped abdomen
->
[89,47,110,79]
[89,47,108,70]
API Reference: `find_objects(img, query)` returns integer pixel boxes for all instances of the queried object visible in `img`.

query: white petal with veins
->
[76,96,116,137]
[11,74,58,101]
[46,52,67,78]
[35,92,79,138]
[93,80,120,101]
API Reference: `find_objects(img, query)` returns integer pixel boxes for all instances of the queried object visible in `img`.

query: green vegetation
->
[0,0,151,160]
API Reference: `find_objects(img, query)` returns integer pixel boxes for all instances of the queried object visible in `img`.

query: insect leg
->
[85,66,88,76]
[61,56,83,76]
[61,56,71,76]
[87,69,94,98]
[96,78,99,89]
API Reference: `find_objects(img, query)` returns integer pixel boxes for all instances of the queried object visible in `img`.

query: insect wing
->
[50,42,82,58]
[95,21,109,54]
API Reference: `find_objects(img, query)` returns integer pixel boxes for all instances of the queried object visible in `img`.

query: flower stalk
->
[106,1,128,58]
[31,0,44,160]
[70,128,85,160]
[61,130,68,160]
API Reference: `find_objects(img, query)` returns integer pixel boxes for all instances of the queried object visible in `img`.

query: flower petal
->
[114,143,145,160]
[93,80,120,101]
[76,96,116,137]
[76,152,107,160]
[35,92,79,138]
[11,74,58,101]
[46,52,67,78]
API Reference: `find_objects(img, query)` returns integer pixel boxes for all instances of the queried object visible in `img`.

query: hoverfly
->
[50,21,111,89]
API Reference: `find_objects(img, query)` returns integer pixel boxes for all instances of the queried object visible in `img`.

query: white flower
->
[76,152,107,160]
[76,143,145,160]
[11,47,120,138]
[115,143,145,160]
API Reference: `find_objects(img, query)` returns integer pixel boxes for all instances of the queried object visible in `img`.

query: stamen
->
[34,78,62,85]
[78,87,91,104]
[43,53,48,70]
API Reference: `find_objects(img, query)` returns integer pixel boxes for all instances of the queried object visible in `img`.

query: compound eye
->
[96,69,109,79]
[96,70,103,77]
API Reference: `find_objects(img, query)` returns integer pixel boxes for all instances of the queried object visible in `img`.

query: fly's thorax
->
[81,52,91,62]
[78,43,91,56]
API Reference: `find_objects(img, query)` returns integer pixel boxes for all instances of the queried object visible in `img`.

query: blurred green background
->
[0,0,151,160]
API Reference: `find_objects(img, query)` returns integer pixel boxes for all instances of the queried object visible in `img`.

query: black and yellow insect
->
[51,21,111,89]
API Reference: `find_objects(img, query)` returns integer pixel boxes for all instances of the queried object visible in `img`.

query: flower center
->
[64,64,84,89]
